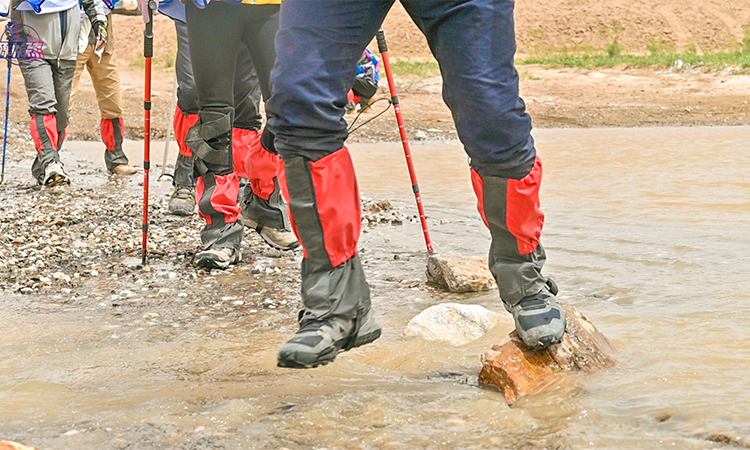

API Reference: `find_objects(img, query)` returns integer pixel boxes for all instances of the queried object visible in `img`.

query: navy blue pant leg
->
[402,0,536,179]
[401,0,548,303]
[268,0,394,160]
[268,0,549,312]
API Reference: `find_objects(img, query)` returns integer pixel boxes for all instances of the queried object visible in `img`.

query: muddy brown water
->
[2,126,750,449]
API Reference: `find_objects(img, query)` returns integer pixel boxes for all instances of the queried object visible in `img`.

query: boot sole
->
[277,345,338,369]
[259,230,300,251]
[521,321,567,350]
[110,167,138,176]
[277,315,382,369]
[167,207,195,217]
[193,252,240,270]
[194,257,232,270]
[44,173,70,187]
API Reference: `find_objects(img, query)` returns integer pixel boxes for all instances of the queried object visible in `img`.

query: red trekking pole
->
[376,29,434,253]
[142,0,156,264]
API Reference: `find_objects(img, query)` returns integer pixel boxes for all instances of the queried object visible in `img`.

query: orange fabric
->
[197,173,241,225]
[471,160,544,255]
[246,132,281,200]
[30,114,58,155]
[506,158,544,255]
[100,118,123,151]
[174,106,200,158]
[232,128,259,180]
[309,148,361,267]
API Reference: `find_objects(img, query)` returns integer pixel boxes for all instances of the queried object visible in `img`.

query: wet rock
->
[425,253,496,292]
[478,303,616,405]
[361,197,408,226]
[694,432,750,448]
[0,441,38,450]
[403,303,507,346]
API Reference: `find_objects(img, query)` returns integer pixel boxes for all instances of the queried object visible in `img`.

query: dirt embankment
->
[5,0,750,153]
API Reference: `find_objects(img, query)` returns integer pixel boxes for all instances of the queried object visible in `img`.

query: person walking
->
[12,0,106,186]
[70,0,138,176]
[265,0,566,368]
[155,0,297,266]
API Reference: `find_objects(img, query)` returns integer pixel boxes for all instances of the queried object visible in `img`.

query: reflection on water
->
[2,127,750,449]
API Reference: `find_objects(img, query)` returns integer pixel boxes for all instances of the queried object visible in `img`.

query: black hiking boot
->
[506,290,566,350]
[194,246,240,270]
[277,308,382,369]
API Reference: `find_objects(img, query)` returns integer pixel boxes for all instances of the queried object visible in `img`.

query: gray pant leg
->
[22,58,75,181]
[21,58,58,118]
[52,59,76,140]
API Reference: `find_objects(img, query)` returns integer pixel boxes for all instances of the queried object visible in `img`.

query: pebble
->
[0,176,408,327]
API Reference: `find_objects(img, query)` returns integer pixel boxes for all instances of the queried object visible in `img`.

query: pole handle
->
[376,29,388,54]
[144,2,155,58]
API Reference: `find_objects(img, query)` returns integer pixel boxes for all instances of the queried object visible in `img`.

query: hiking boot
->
[506,290,566,350]
[239,209,299,251]
[277,308,382,369]
[168,185,196,216]
[43,161,70,187]
[194,246,240,270]
[111,164,138,175]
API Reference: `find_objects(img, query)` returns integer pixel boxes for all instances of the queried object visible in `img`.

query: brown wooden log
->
[0,441,38,450]
[478,303,616,405]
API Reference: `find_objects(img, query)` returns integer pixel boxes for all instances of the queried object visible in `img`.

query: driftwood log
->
[479,303,616,405]
[0,441,38,450]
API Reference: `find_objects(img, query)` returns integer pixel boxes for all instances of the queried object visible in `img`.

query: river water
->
[2,126,750,449]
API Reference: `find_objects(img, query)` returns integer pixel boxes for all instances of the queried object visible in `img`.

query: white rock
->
[403,303,508,346]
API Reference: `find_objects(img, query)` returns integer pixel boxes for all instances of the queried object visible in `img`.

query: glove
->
[136,0,157,23]
[92,20,107,59]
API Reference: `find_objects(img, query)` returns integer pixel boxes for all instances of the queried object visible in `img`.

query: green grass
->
[519,71,542,81]
[384,49,750,79]
[129,54,145,69]
[165,46,177,69]
[390,59,440,77]
[519,50,750,72]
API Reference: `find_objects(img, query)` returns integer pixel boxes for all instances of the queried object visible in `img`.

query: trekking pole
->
[1,50,11,184]
[376,28,434,253]
[142,0,156,264]
[157,74,178,181]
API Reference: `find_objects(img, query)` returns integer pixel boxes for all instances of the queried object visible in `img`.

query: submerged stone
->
[479,303,616,405]
[425,253,496,293]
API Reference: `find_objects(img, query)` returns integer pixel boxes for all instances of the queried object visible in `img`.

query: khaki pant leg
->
[70,45,94,113]
[88,48,124,119]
